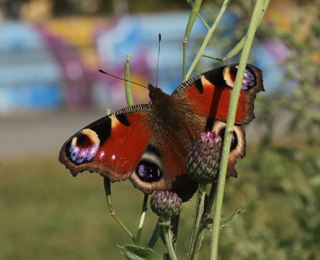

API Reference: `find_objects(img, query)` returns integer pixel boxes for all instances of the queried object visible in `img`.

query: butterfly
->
[59,64,264,201]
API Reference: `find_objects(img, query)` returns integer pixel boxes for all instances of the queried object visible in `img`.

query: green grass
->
[0,156,154,259]
[1,146,319,259]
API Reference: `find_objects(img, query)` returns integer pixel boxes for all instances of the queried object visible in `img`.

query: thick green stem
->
[161,217,178,260]
[187,182,207,260]
[209,1,268,259]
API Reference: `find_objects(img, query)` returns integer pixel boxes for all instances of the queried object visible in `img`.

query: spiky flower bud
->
[150,191,182,218]
[186,131,222,183]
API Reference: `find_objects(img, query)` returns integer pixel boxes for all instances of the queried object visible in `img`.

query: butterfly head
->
[148,83,162,101]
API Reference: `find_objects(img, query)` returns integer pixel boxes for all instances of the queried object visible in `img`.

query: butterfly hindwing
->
[171,64,263,178]
[211,120,246,178]
[128,87,201,197]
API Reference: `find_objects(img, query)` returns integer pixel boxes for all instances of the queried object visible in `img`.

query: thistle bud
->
[186,131,222,183]
[150,191,182,218]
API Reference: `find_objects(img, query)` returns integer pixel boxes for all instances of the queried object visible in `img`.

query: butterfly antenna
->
[156,33,161,88]
[98,69,148,89]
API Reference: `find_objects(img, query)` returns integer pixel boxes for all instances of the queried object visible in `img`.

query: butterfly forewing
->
[172,64,264,125]
[59,104,153,182]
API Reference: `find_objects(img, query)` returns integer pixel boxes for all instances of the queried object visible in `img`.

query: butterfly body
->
[59,64,264,200]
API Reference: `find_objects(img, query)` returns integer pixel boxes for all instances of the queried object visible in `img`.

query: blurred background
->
[1,0,320,259]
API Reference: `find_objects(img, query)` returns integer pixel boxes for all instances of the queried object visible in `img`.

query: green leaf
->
[202,209,245,231]
[220,210,245,228]
[122,244,164,260]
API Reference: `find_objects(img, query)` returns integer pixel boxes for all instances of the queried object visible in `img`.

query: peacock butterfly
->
[59,64,264,200]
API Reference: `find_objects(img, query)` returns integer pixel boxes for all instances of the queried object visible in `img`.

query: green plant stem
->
[186,0,209,29]
[209,1,267,259]
[103,177,134,241]
[192,225,205,260]
[204,182,218,215]
[187,182,207,260]
[223,0,270,62]
[185,0,230,80]
[124,54,134,106]
[147,218,161,248]
[135,194,149,244]
[183,0,203,80]
[202,54,223,62]
[101,54,137,243]
[170,214,180,252]
[161,217,178,260]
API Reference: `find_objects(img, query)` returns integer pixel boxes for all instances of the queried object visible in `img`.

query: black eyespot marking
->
[230,131,238,150]
[220,129,238,151]
[223,65,257,91]
[241,68,256,90]
[67,129,100,164]
[146,145,161,157]
[116,114,131,126]
[194,79,204,93]
[136,160,162,182]
[84,116,112,145]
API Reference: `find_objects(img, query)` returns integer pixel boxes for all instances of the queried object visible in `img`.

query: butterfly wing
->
[172,63,264,125]
[59,100,198,199]
[171,64,263,177]
[128,132,198,199]
[211,121,246,178]
[59,64,263,199]
[127,86,200,199]
[59,104,154,182]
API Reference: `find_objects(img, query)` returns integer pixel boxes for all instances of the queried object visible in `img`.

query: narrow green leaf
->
[220,209,245,228]
[202,209,245,231]
[122,244,164,260]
